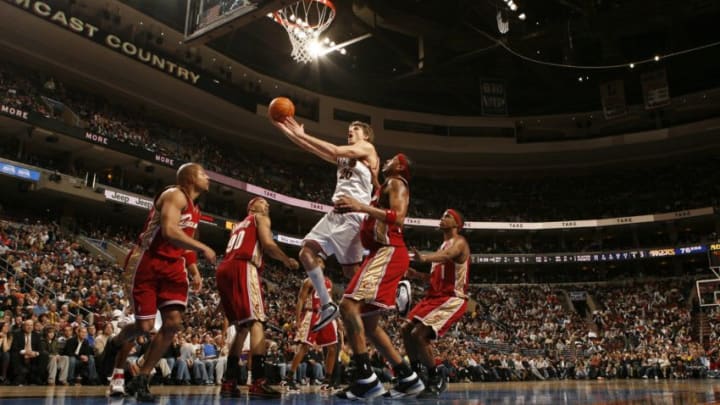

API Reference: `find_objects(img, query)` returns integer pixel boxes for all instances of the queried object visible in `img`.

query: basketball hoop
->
[272,0,336,63]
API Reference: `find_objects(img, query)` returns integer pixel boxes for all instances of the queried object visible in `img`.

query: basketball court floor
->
[1,380,719,404]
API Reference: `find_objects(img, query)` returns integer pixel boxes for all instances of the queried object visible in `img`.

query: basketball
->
[268,97,295,122]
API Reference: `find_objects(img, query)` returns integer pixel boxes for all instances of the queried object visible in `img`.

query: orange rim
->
[273,0,336,29]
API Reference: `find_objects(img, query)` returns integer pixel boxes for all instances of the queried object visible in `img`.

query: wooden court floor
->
[0,380,719,404]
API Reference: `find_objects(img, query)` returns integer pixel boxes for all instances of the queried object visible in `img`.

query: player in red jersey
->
[217,197,299,399]
[102,163,216,401]
[404,208,470,397]
[283,257,339,392]
[333,153,425,400]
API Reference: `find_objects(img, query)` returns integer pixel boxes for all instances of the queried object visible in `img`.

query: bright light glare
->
[307,40,324,58]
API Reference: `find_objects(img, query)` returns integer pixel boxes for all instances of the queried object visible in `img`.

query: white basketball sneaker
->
[312,302,340,333]
[108,370,126,397]
[396,280,412,318]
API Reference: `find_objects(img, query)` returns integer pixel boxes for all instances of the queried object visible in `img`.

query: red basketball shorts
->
[295,311,338,347]
[344,245,409,316]
[125,248,189,320]
[407,295,467,339]
[216,259,266,325]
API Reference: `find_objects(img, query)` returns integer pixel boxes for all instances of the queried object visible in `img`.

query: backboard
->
[696,250,720,307]
[184,0,345,63]
[184,0,276,44]
[696,279,720,307]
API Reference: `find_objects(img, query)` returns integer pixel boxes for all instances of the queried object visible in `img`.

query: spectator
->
[9,319,42,385]
[42,326,68,385]
[62,326,98,385]
[0,322,12,384]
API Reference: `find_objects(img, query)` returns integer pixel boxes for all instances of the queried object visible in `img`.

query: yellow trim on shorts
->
[347,246,394,302]
[247,262,267,322]
[416,296,466,335]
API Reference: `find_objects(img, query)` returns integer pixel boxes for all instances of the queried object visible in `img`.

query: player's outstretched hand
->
[202,246,217,264]
[283,116,302,131]
[286,258,300,270]
[271,116,304,138]
[410,247,425,263]
[335,195,363,213]
[270,118,290,134]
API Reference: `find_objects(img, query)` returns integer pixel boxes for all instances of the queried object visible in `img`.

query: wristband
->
[384,209,398,224]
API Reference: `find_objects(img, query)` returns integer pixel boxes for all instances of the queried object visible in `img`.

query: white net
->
[273,0,336,63]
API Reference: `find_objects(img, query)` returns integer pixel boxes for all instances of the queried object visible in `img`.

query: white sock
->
[307,266,331,305]
[357,373,377,384]
[113,368,124,378]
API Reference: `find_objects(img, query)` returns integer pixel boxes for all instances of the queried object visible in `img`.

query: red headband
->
[446,209,463,230]
[247,197,263,213]
[396,153,410,179]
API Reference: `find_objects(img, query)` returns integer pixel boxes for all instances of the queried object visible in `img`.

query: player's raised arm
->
[270,118,336,163]
[276,117,375,161]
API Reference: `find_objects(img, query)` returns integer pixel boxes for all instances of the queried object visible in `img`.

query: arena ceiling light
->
[496,0,527,34]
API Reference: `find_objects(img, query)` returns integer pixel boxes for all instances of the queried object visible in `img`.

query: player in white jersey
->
[272,117,379,331]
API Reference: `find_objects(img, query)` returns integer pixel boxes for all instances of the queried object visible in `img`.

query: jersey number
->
[225,230,246,253]
[339,168,353,180]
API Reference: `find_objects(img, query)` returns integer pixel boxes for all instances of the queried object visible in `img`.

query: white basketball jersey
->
[331,157,373,204]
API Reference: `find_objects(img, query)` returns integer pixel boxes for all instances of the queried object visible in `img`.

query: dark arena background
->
[1,0,720,404]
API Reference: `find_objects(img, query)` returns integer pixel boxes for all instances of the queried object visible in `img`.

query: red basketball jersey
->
[137,187,199,259]
[428,238,469,298]
[220,214,263,269]
[360,176,408,250]
[311,277,333,311]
